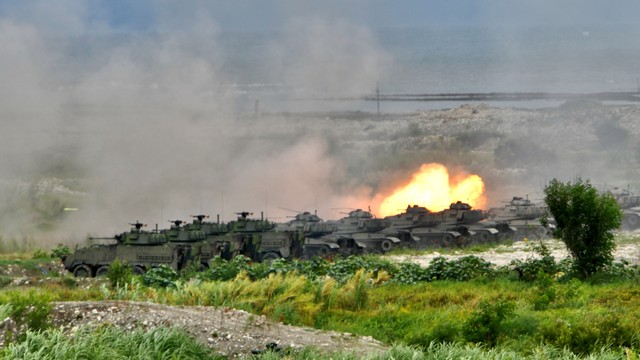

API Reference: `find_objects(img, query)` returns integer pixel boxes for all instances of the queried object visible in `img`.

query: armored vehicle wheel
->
[380,239,394,252]
[475,231,490,243]
[132,266,145,275]
[73,264,93,278]
[441,234,454,247]
[261,251,281,262]
[95,266,110,277]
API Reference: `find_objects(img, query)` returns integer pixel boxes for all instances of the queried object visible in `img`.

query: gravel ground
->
[47,301,387,358]
[387,237,640,267]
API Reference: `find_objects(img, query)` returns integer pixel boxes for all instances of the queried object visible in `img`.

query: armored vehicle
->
[325,209,401,253]
[276,211,337,238]
[382,205,467,249]
[435,201,508,243]
[275,210,362,257]
[62,222,200,277]
[487,197,550,240]
[605,187,640,230]
[208,211,305,262]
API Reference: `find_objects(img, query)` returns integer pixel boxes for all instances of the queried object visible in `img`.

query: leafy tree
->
[543,178,622,278]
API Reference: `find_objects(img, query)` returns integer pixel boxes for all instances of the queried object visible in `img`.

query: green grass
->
[1,326,223,360]
[2,236,640,358]
[2,327,634,360]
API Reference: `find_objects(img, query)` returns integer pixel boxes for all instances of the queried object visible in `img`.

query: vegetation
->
[543,178,622,278]
[3,237,640,358]
[1,326,222,360]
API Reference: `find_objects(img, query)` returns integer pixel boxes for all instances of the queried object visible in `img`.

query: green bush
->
[201,255,253,281]
[50,244,71,259]
[142,265,179,288]
[106,258,132,289]
[392,262,429,284]
[462,298,516,346]
[540,312,637,355]
[544,178,622,278]
[425,256,495,281]
[31,249,49,259]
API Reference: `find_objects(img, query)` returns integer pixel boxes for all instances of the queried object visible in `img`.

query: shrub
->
[462,298,516,346]
[425,256,495,281]
[202,255,253,281]
[106,258,132,289]
[543,178,622,278]
[392,262,429,284]
[511,242,562,282]
[50,244,71,259]
[31,249,49,259]
[143,265,179,288]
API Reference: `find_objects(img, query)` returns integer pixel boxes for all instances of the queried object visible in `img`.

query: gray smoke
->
[0,3,391,245]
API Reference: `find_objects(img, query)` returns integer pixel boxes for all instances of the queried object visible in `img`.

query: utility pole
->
[376,81,380,117]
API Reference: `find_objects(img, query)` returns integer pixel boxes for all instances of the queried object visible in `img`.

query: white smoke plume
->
[0,3,391,245]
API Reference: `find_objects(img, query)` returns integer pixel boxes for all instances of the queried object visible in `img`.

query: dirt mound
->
[48,301,387,358]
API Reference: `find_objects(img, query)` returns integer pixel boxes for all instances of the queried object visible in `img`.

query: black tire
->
[476,231,490,243]
[132,266,145,275]
[73,264,93,278]
[95,265,109,277]
[380,239,394,252]
[441,234,454,247]
[261,251,281,262]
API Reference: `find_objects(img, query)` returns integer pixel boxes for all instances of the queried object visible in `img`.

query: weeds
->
[0,326,222,359]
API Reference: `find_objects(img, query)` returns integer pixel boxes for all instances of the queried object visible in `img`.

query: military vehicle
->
[275,211,337,238]
[200,211,304,262]
[62,222,201,277]
[275,210,363,257]
[382,205,468,248]
[435,201,509,243]
[487,197,550,240]
[324,208,401,253]
[605,187,640,230]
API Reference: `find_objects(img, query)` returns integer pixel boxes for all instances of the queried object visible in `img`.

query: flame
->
[378,163,486,217]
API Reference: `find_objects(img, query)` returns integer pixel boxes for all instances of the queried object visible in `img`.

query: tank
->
[382,205,468,249]
[487,197,550,240]
[62,222,200,277]
[604,187,640,230]
[275,210,363,258]
[435,201,510,244]
[275,211,337,238]
[324,209,401,253]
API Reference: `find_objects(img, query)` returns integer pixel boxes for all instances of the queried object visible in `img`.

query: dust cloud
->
[0,3,392,245]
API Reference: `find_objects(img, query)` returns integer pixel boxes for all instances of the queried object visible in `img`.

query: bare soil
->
[48,301,387,358]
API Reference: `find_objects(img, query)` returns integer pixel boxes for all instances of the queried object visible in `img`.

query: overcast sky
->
[1,0,640,34]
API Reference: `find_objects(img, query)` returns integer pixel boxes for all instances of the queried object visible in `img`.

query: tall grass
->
[0,326,223,360]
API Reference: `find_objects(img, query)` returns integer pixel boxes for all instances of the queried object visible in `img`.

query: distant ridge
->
[363,91,640,102]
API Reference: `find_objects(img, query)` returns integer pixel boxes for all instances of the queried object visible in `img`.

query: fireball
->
[378,163,485,217]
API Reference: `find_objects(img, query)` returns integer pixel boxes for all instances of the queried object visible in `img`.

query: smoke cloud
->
[0,2,392,245]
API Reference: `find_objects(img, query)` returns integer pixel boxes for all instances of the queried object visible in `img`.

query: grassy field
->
[1,238,640,359]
